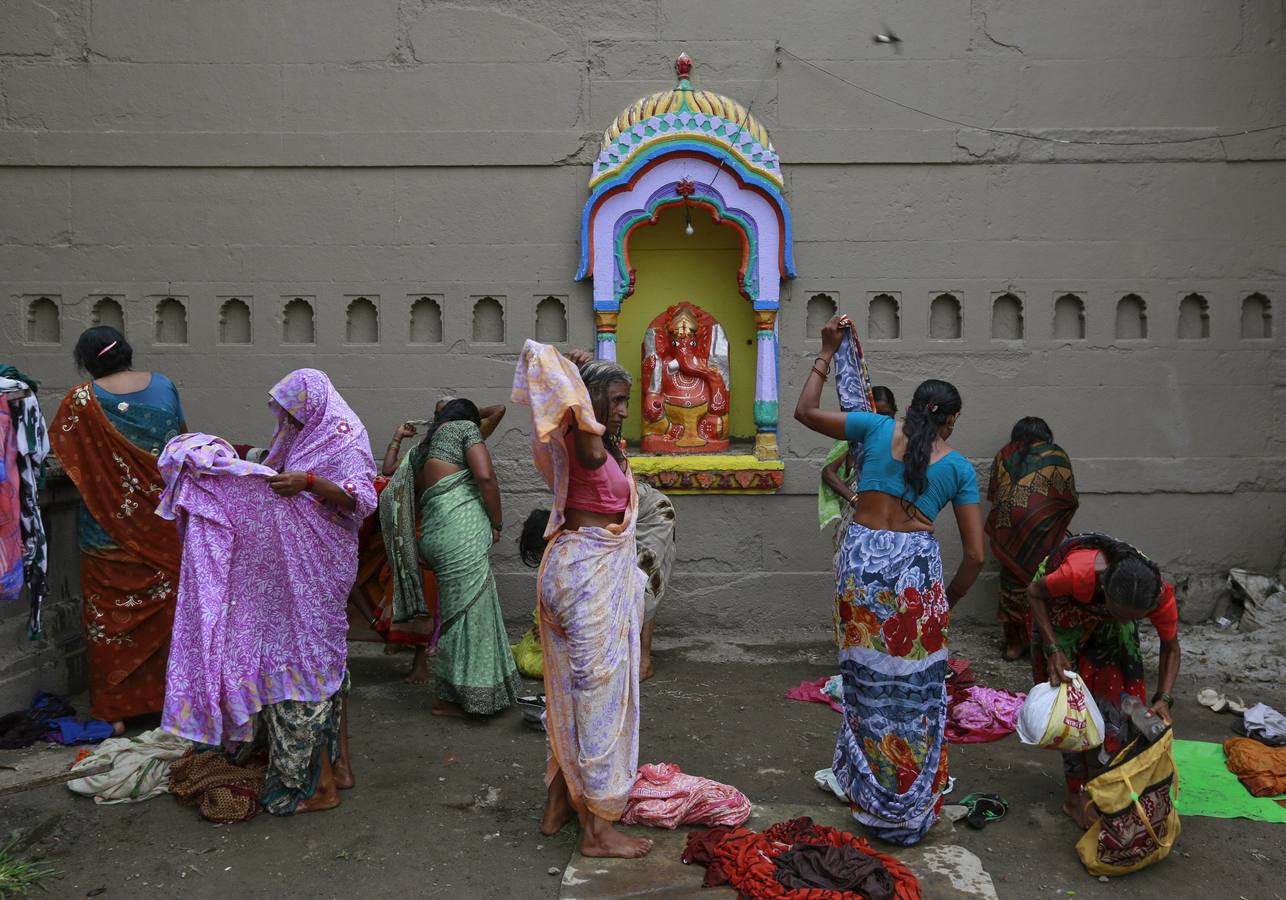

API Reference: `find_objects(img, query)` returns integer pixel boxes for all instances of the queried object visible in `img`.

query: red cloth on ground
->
[684,816,922,900]
[621,762,752,829]
[785,677,842,714]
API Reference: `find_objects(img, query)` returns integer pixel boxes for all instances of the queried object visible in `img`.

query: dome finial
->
[675,52,692,83]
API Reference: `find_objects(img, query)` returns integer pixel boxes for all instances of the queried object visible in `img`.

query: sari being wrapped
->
[381,417,520,714]
[830,327,952,846]
[984,441,1078,626]
[49,379,183,721]
[158,369,375,815]
[512,340,646,821]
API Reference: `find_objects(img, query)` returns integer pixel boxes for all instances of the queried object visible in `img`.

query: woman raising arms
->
[794,315,985,845]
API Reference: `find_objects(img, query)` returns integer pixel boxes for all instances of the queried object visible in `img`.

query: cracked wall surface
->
[0,0,1283,655]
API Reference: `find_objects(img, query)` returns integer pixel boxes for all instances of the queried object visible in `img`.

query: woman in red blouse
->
[1026,533,1182,829]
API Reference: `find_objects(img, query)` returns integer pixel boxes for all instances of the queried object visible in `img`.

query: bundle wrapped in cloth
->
[621,763,751,829]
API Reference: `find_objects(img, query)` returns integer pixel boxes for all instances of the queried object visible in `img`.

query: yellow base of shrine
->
[628,454,784,494]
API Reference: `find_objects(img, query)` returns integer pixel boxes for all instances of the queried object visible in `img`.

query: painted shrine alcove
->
[576,53,793,493]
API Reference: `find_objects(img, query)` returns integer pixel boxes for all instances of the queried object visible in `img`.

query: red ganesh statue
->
[641,301,730,453]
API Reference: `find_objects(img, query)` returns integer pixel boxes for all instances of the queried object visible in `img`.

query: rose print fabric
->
[832,525,951,845]
[158,369,375,745]
[513,340,646,821]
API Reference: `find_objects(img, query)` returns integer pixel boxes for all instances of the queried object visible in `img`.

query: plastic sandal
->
[960,792,1008,830]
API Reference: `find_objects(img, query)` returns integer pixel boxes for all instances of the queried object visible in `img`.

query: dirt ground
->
[2,623,1283,900]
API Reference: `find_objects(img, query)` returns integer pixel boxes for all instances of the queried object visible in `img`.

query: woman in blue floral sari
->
[795,315,985,845]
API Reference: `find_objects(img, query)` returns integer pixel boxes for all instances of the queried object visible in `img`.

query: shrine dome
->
[602,53,772,151]
[589,52,782,190]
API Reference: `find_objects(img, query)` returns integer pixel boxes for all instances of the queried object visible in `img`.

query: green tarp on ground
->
[1172,739,1286,824]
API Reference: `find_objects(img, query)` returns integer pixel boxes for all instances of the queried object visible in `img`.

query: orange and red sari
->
[49,383,181,721]
[348,475,437,646]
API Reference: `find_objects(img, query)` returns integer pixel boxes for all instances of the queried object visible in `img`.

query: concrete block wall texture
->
[1,0,1283,649]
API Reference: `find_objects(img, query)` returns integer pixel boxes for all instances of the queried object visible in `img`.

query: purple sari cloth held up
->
[158,369,376,745]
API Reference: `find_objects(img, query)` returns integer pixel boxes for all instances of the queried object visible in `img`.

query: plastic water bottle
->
[1121,694,1168,743]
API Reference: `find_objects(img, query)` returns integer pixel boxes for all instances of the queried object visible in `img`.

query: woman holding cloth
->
[794,315,985,845]
[512,340,650,859]
[50,326,185,730]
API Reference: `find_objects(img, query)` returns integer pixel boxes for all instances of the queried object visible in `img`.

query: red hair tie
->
[305,472,315,491]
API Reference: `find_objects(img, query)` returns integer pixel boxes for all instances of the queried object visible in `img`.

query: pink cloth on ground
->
[620,763,752,829]
[946,684,1026,744]
[785,677,843,714]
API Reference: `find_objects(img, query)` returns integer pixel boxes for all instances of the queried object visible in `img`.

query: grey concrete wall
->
[1,0,1284,656]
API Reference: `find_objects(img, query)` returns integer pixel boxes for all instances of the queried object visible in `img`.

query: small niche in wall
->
[345,296,379,344]
[282,297,316,344]
[1053,294,1086,340]
[218,297,252,345]
[1177,293,1209,340]
[1114,294,1147,340]
[991,293,1024,340]
[92,297,125,332]
[535,296,568,343]
[867,294,900,340]
[1240,293,1272,339]
[25,296,61,344]
[471,296,505,344]
[154,297,188,344]
[805,294,837,336]
[410,296,443,344]
[929,293,962,340]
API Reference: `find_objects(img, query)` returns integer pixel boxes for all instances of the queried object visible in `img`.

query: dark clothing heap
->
[681,816,921,899]
[0,692,111,749]
[169,749,267,824]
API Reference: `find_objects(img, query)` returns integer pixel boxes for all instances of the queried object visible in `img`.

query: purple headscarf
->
[159,369,376,744]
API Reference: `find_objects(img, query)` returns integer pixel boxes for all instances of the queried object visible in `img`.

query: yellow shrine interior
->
[616,203,757,445]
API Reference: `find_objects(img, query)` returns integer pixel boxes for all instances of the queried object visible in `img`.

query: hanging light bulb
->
[684,205,695,236]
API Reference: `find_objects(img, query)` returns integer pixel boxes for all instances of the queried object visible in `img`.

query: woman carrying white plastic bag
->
[1026,533,1182,829]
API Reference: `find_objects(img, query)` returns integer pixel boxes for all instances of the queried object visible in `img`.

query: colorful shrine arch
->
[577,53,794,472]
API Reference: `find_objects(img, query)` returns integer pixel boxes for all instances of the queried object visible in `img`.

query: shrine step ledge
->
[629,452,784,494]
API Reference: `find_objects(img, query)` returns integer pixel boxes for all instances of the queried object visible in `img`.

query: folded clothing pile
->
[682,815,921,899]
[1223,737,1286,799]
[169,748,267,824]
[621,763,751,829]
[67,728,192,804]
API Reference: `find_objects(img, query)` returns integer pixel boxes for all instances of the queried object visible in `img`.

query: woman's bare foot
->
[539,778,576,836]
[579,816,653,859]
[639,656,654,683]
[333,695,354,789]
[431,699,466,718]
[404,647,430,685]
[1062,796,1097,830]
[110,720,126,736]
[297,755,341,813]
[1002,624,1028,661]
[334,758,355,790]
[639,619,656,682]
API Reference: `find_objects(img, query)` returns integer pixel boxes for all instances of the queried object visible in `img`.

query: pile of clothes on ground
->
[1223,702,1286,804]
[682,815,921,899]
[0,692,113,749]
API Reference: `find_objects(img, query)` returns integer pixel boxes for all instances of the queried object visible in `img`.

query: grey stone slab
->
[557,801,997,899]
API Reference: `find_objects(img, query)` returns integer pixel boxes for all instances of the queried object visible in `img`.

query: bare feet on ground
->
[110,720,126,736]
[539,791,576,836]
[334,759,355,790]
[579,819,653,859]
[404,648,430,684]
[296,781,341,813]
[640,655,654,683]
[431,699,467,718]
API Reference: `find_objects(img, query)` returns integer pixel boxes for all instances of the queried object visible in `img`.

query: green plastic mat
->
[1172,739,1286,823]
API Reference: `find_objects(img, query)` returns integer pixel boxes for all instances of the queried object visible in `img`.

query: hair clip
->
[97,340,118,358]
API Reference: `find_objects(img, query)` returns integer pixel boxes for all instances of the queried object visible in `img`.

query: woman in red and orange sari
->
[49,327,184,730]
[984,417,1079,660]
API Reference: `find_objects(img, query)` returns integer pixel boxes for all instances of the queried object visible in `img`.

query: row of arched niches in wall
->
[804,292,1274,341]
[19,295,573,346]
[20,291,1276,346]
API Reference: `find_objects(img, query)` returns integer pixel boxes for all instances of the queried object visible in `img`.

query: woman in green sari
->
[381,399,520,717]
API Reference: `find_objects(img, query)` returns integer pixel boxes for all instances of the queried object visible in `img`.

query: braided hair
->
[1049,533,1164,618]
[901,379,963,502]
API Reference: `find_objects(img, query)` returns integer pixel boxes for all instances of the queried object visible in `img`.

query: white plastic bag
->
[1017,671,1105,752]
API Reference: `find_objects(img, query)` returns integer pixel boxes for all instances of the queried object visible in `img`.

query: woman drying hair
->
[985,416,1079,660]
[381,397,519,717]
[1026,533,1182,829]
[794,315,984,846]
[512,340,651,860]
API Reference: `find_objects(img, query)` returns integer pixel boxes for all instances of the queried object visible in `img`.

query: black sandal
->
[961,792,1008,829]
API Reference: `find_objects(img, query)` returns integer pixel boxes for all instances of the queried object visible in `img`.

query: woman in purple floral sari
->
[159,368,376,815]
